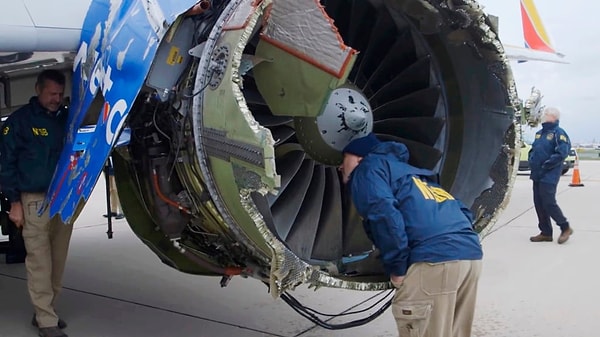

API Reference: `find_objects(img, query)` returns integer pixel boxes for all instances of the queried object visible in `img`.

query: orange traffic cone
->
[569,157,584,187]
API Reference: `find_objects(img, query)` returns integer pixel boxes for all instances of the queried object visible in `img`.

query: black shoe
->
[530,233,553,242]
[558,227,573,244]
[37,326,67,337]
[114,213,125,220]
[103,212,118,218]
[32,314,67,329]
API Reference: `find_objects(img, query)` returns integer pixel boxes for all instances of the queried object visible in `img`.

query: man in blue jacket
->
[528,107,573,244]
[340,133,482,337]
[0,69,70,337]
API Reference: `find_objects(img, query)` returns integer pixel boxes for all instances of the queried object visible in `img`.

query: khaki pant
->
[21,192,73,328]
[391,260,482,337]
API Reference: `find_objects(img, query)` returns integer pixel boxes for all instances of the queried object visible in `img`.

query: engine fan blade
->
[369,55,432,106]
[310,167,344,261]
[373,117,445,146]
[362,30,418,96]
[284,165,326,260]
[268,148,305,205]
[376,133,444,170]
[373,86,441,120]
[271,159,315,239]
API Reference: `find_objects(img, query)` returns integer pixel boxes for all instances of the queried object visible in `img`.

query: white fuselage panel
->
[0,0,92,52]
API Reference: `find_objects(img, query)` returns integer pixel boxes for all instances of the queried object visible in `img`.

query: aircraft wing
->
[43,0,199,223]
[0,0,89,53]
[503,0,568,64]
[504,44,568,64]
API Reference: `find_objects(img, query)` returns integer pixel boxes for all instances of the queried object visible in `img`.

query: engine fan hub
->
[294,85,374,165]
[317,86,373,151]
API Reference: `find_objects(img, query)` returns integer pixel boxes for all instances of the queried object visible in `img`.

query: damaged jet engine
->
[0,0,519,297]
[110,0,518,296]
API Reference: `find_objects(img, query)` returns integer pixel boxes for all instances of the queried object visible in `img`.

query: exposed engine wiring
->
[183,72,214,98]
[186,222,219,236]
[164,65,215,181]
[151,168,192,214]
[122,154,155,219]
[152,102,172,143]
[280,289,394,330]
[177,242,243,276]
[166,105,186,183]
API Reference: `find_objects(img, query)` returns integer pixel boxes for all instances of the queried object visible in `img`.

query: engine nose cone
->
[318,86,373,151]
[294,85,373,165]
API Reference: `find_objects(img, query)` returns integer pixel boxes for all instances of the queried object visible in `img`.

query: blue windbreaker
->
[528,121,570,184]
[349,142,482,277]
[0,97,67,202]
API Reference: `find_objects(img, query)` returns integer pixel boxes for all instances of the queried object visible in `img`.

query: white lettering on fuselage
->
[73,41,129,147]
[105,99,128,146]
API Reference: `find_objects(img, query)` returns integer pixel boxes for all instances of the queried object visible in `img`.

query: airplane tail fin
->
[520,0,557,53]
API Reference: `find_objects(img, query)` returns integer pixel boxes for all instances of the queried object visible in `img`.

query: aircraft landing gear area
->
[0,193,26,264]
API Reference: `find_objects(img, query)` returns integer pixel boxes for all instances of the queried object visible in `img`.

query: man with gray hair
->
[528,106,573,244]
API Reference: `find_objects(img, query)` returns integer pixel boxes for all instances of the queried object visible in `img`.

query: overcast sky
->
[478,0,598,144]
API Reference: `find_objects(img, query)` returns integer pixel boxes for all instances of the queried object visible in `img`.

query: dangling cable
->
[280,289,394,330]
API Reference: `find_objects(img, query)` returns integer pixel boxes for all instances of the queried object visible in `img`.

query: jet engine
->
[106,0,518,296]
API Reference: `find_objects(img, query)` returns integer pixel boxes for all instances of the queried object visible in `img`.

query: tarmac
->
[1,161,599,337]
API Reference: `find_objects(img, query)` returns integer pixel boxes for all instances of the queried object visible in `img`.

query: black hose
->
[280,289,394,330]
